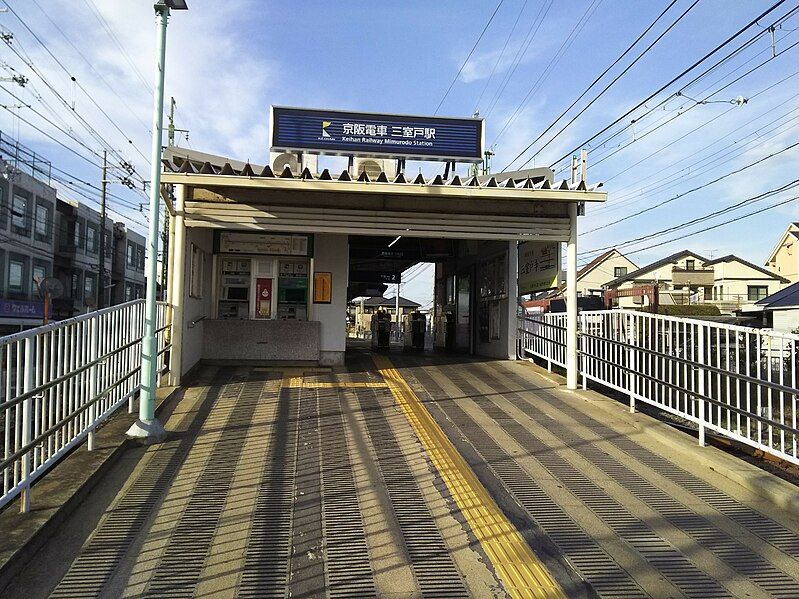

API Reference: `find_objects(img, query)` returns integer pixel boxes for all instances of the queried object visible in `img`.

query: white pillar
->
[168,184,187,387]
[566,202,579,390]
[165,198,176,383]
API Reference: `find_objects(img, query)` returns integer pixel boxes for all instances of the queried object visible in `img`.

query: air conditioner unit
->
[270,152,318,175]
[353,157,396,180]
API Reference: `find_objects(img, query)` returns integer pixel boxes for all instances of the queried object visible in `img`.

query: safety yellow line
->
[372,354,564,599]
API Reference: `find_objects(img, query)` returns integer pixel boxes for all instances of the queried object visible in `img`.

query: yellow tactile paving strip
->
[372,354,564,599]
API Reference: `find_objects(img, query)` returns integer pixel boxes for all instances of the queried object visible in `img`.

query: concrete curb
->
[523,359,799,516]
[0,386,180,594]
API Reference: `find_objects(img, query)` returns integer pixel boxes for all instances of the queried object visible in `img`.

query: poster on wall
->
[313,272,332,304]
[518,241,561,295]
[255,278,273,319]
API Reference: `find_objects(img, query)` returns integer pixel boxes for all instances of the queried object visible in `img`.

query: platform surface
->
[4,350,799,598]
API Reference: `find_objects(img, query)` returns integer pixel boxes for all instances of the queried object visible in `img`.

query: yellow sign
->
[313,272,332,304]
[518,241,560,295]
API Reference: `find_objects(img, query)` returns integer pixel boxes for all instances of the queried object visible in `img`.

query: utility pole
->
[161,97,187,300]
[98,150,107,309]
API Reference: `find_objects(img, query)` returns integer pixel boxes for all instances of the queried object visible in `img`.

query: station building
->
[160,108,605,385]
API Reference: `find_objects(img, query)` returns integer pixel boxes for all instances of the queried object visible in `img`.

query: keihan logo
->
[321,120,331,138]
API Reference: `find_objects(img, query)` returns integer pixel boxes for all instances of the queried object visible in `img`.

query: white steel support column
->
[566,201,579,390]
[128,3,170,443]
[169,184,187,387]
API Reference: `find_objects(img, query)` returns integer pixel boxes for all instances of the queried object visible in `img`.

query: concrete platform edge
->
[523,359,799,515]
[0,385,181,594]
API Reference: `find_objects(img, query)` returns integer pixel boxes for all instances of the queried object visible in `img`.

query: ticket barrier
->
[403,312,426,351]
[371,312,392,350]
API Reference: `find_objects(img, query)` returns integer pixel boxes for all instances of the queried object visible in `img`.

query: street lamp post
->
[127,0,187,443]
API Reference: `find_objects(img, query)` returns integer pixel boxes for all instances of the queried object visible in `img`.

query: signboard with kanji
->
[271,106,484,162]
[255,278,273,319]
[518,241,560,295]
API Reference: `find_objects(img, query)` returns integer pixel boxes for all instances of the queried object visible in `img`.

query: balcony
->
[671,267,714,287]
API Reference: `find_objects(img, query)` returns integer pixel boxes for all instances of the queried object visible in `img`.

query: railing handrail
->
[0,299,171,346]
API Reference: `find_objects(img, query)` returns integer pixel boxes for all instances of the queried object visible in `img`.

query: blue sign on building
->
[270,106,484,163]
[0,299,45,319]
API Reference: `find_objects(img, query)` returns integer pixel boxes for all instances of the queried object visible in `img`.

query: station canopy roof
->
[160,147,607,242]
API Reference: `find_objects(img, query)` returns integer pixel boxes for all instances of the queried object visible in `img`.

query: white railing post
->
[628,312,636,413]
[87,317,99,451]
[20,337,34,513]
[697,323,707,447]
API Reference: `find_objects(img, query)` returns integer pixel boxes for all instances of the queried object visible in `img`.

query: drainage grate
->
[143,373,268,598]
[238,379,300,598]
[413,365,730,599]
[50,369,232,599]
[493,363,799,561]
[406,365,647,599]
[354,386,468,598]
[319,385,377,598]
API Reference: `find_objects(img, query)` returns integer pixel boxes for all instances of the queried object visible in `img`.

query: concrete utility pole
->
[566,155,580,390]
[98,150,107,309]
[128,0,188,443]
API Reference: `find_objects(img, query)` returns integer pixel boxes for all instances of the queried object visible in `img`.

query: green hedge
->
[657,304,721,316]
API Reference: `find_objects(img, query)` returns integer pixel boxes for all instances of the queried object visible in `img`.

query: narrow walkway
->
[5,351,799,598]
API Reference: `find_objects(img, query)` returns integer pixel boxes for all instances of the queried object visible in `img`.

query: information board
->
[271,106,484,162]
[518,241,561,295]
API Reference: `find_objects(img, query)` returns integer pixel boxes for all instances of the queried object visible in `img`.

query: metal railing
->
[0,299,171,512]
[519,310,799,466]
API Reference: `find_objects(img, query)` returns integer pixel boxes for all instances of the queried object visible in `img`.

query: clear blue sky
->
[3,1,799,305]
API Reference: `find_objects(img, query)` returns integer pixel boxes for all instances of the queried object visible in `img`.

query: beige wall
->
[711,259,782,302]
[767,226,799,285]
[773,308,799,333]
[182,228,214,376]
[312,233,348,365]
[578,252,637,296]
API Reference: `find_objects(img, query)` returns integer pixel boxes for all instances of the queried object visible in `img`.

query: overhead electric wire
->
[504,0,698,171]
[604,192,799,258]
[543,0,793,170]
[487,0,600,135]
[26,0,152,134]
[483,0,552,121]
[580,179,799,257]
[584,139,799,234]
[434,0,506,115]
[473,0,528,114]
[3,4,150,166]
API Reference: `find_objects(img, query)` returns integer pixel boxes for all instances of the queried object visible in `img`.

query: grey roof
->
[702,254,789,283]
[161,147,603,193]
[755,280,799,308]
[606,249,708,287]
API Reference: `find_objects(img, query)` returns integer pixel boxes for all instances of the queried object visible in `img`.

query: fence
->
[519,310,799,466]
[0,300,171,512]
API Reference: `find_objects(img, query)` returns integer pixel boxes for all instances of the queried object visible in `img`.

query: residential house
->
[765,222,799,285]
[348,295,421,337]
[0,156,56,332]
[743,280,799,332]
[605,250,786,313]
[111,223,146,304]
[575,248,637,297]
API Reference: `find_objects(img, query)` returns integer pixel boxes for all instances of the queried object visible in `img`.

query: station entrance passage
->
[9,352,799,598]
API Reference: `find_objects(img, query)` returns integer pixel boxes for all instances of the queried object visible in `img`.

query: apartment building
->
[111,223,146,304]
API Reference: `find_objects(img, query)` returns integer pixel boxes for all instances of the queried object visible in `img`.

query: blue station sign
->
[0,299,45,319]
[270,106,484,163]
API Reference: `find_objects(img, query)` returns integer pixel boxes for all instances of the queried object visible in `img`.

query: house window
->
[137,245,145,270]
[685,259,695,271]
[34,201,52,242]
[11,193,30,236]
[127,241,136,267]
[0,184,7,230]
[71,271,82,299]
[189,243,205,298]
[124,282,134,302]
[32,262,47,296]
[748,285,768,301]
[84,273,96,301]
[8,257,25,292]
[86,225,99,254]
[614,266,627,278]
